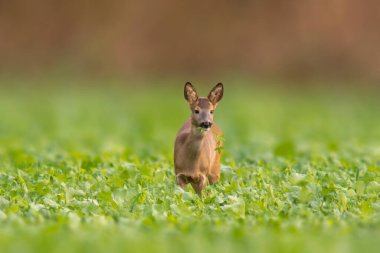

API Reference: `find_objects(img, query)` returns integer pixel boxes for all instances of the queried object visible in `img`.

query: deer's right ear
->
[184,82,198,104]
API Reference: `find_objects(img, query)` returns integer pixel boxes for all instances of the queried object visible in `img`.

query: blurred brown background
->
[1,0,380,83]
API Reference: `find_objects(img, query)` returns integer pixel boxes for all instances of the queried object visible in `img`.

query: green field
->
[0,78,379,253]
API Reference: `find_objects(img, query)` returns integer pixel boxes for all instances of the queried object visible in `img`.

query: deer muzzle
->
[199,122,212,129]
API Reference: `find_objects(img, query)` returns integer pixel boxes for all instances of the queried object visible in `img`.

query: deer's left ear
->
[208,83,224,105]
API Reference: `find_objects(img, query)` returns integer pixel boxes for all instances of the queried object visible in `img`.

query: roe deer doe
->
[174,82,224,196]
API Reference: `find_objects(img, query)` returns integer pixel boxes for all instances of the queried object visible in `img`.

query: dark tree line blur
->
[0,0,380,82]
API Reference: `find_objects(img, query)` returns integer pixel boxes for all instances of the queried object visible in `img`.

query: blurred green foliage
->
[0,78,379,253]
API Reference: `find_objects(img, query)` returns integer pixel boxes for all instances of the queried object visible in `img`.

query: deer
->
[174,82,224,196]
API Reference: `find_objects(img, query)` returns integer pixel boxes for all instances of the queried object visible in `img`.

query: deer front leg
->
[208,173,220,184]
[176,174,188,190]
[190,174,207,196]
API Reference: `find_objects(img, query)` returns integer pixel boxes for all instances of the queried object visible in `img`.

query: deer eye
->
[210,110,214,114]
[194,110,200,114]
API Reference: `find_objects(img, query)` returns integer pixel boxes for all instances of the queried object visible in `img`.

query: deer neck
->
[186,125,209,157]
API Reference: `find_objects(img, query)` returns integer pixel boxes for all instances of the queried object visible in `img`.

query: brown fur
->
[174,82,224,196]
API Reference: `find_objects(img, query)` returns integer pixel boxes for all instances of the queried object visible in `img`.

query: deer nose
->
[200,122,212,129]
